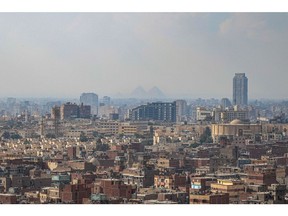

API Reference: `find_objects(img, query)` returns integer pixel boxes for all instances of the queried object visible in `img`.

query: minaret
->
[54,117,59,138]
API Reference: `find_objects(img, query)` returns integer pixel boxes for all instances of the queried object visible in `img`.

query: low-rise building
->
[210,179,245,203]
[0,193,18,204]
[189,192,229,204]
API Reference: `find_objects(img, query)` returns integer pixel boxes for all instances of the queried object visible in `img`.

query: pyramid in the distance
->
[147,86,166,99]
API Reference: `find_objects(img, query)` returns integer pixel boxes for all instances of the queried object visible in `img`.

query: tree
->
[1,131,22,140]
[118,133,124,138]
[24,139,31,145]
[1,131,10,139]
[92,131,99,137]
[80,132,88,142]
[45,133,56,139]
[95,143,110,152]
[135,133,145,139]
[190,143,201,148]
[199,127,213,144]
[10,133,22,140]
[96,138,102,145]
[29,132,41,139]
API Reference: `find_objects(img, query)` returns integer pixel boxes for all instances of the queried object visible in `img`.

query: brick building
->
[190,177,217,192]
[210,179,245,203]
[60,183,92,204]
[97,179,132,200]
[189,192,229,204]
[246,168,278,186]
[0,193,18,204]
[157,157,180,169]
[154,174,187,190]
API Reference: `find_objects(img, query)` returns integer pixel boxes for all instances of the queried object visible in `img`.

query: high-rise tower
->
[80,93,98,116]
[233,73,248,106]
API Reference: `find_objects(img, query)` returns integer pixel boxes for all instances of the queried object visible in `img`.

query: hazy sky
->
[1,13,288,99]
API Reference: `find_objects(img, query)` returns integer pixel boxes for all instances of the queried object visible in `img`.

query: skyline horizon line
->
[0,94,287,102]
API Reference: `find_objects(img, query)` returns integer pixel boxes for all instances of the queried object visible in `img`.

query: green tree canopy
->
[199,127,213,144]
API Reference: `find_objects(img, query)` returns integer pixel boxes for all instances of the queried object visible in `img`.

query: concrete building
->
[80,93,98,116]
[51,106,61,119]
[175,100,187,122]
[210,179,245,203]
[60,183,92,204]
[0,193,18,204]
[131,102,176,122]
[157,157,180,169]
[190,177,217,192]
[67,146,77,160]
[189,192,229,204]
[118,123,138,136]
[60,103,79,120]
[211,119,261,143]
[40,187,61,203]
[220,108,249,123]
[122,167,154,188]
[79,104,91,119]
[196,107,211,121]
[96,121,120,135]
[246,168,278,186]
[233,73,248,106]
[98,179,132,200]
[212,106,249,123]
[60,103,91,120]
[154,174,186,190]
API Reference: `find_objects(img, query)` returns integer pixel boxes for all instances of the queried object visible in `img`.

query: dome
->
[230,119,243,125]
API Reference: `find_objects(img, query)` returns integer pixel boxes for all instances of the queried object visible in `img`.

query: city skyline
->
[1,0,288,210]
[1,13,288,99]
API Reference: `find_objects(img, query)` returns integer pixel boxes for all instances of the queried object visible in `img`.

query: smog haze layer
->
[0,13,288,99]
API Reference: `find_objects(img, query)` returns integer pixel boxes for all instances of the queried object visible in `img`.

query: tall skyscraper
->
[175,100,187,122]
[233,73,248,106]
[80,93,98,115]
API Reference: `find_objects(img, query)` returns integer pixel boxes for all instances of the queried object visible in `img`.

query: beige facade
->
[210,179,244,203]
[196,107,211,121]
[96,121,120,135]
[118,124,138,136]
[221,110,248,122]
[40,187,61,203]
[211,119,261,143]
[154,175,172,189]
[189,193,229,204]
